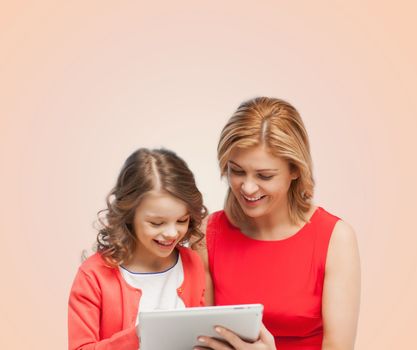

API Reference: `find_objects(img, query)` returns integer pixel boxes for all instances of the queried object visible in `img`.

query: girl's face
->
[132,190,190,267]
[227,145,298,220]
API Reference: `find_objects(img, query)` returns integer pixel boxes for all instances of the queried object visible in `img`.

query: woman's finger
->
[256,323,276,348]
[195,334,233,350]
[214,326,248,349]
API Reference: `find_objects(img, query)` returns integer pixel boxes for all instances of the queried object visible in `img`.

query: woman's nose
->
[241,179,259,195]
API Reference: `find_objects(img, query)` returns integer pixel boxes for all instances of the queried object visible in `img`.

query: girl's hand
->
[194,323,276,350]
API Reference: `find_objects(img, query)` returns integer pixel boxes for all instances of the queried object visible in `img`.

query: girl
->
[195,97,360,350]
[68,148,207,350]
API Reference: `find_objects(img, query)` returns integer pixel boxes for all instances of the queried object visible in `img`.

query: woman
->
[195,97,360,350]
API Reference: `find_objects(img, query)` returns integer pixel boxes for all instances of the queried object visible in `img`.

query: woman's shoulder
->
[314,207,357,251]
[325,217,360,284]
[310,206,343,234]
[208,210,226,222]
[207,210,232,230]
[330,220,357,249]
[314,206,341,222]
[204,211,230,242]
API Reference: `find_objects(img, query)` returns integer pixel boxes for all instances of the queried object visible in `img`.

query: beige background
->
[1,1,416,349]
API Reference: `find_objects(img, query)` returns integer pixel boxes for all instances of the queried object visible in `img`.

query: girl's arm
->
[322,220,361,350]
[193,217,214,306]
[68,269,138,350]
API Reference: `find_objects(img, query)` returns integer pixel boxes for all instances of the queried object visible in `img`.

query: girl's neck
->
[124,248,178,273]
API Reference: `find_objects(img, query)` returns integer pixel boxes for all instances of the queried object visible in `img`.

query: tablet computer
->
[139,304,263,350]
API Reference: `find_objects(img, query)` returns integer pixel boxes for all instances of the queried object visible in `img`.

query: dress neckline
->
[225,207,322,243]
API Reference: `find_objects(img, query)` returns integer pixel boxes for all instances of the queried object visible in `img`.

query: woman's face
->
[227,145,298,219]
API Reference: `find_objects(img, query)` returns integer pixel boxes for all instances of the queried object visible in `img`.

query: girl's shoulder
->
[178,245,203,264]
[70,253,119,296]
[78,252,116,276]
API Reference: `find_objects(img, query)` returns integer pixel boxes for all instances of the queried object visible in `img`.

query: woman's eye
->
[258,174,274,180]
[230,168,244,175]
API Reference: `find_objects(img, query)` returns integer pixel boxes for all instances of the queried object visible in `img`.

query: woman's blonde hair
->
[96,148,207,267]
[218,97,314,225]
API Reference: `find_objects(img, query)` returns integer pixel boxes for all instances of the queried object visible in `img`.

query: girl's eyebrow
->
[178,213,190,218]
[145,213,190,220]
[228,160,278,172]
[145,215,165,219]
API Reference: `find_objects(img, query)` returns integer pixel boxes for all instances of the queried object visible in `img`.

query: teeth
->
[156,240,175,246]
[242,194,263,202]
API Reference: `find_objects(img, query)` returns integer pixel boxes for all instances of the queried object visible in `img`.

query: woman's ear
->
[290,163,300,180]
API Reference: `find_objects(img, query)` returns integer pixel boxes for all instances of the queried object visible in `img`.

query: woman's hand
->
[194,323,276,350]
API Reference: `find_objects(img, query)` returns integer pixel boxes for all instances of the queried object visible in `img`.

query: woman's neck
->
[242,204,315,241]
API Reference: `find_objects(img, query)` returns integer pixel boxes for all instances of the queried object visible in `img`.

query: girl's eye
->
[177,218,190,224]
[258,174,274,180]
[150,222,163,227]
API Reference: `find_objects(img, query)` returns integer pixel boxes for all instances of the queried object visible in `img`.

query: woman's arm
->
[322,220,361,350]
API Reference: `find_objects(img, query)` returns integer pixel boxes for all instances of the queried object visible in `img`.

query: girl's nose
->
[163,224,178,238]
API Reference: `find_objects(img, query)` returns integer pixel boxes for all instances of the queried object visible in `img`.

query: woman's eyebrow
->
[256,168,278,172]
[229,160,278,172]
[228,160,242,168]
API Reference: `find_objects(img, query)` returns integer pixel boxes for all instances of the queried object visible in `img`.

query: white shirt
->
[119,254,186,326]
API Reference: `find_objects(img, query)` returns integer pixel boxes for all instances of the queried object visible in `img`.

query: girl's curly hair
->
[96,148,207,267]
